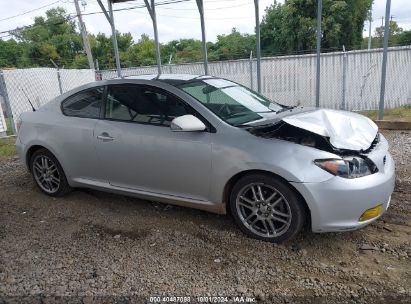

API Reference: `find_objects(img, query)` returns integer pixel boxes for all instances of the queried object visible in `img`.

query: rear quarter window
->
[61,87,104,119]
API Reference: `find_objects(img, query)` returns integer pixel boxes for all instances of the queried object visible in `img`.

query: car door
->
[57,86,105,181]
[94,83,212,201]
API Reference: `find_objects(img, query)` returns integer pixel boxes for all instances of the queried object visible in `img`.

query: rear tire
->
[30,149,71,197]
[229,173,306,243]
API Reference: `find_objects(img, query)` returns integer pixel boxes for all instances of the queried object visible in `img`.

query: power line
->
[128,10,255,20]
[77,1,254,20]
[69,0,192,17]
[0,0,260,37]
[0,0,190,31]
[0,0,62,23]
[157,1,253,11]
[0,0,191,38]
[0,14,77,36]
[80,8,254,21]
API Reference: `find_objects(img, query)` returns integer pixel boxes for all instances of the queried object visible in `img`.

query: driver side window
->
[105,85,190,127]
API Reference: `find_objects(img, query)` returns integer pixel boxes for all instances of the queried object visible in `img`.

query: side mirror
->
[170,115,206,132]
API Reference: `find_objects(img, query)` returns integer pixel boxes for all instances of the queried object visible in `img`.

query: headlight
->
[314,156,378,178]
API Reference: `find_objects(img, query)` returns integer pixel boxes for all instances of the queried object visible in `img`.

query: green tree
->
[210,28,256,60]
[361,21,410,49]
[163,39,203,64]
[397,30,411,46]
[90,33,113,69]
[12,7,82,67]
[374,21,403,47]
[261,0,373,55]
[0,39,25,68]
[128,34,157,66]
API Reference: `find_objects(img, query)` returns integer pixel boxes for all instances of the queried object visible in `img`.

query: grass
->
[5,117,14,136]
[359,104,411,122]
[0,137,16,160]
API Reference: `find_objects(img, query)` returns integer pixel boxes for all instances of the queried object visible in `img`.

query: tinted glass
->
[62,87,103,118]
[178,79,283,126]
[105,85,190,126]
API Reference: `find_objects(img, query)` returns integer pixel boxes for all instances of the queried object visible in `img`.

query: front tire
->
[230,174,306,243]
[30,149,71,197]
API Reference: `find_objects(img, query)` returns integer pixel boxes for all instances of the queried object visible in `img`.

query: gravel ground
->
[0,131,410,304]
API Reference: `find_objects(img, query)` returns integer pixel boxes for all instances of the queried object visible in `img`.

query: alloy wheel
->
[32,155,61,194]
[235,183,292,238]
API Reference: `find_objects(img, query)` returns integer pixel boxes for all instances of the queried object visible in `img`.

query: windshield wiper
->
[235,124,252,128]
[256,110,275,113]
[276,105,296,114]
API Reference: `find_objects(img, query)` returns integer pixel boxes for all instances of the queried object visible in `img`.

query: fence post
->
[0,71,17,135]
[168,54,173,74]
[50,59,63,95]
[341,45,347,110]
[249,51,254,90]
[95,59,102,81]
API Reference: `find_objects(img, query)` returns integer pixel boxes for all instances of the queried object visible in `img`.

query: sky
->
[0,0,410,43]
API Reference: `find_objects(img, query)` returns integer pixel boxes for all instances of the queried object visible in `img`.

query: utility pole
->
[96,0,122,77]
[368,11,372,50]
[74,0,95,70]
[315,0,322,107]
[144,0,162,75]
[254,0,261,93]
[196,0,208,75]
[379,0,391,120]
[380,16,384,47]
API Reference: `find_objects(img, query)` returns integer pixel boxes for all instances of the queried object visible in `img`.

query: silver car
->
[16,74,395,242]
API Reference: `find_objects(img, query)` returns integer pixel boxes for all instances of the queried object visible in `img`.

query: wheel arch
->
[222,169,312,228]
[26,145,47,171]
[26,145,63,173]
[26,144,72,196]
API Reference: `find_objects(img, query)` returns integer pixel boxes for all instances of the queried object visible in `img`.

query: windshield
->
[177,79,283,126]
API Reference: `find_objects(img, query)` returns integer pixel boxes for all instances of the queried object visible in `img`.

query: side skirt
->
[70,178,226,215]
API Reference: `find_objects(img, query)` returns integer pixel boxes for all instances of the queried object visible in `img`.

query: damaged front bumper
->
[291,151,395,233]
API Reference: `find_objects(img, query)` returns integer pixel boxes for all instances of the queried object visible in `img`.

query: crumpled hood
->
[282,109,378,151]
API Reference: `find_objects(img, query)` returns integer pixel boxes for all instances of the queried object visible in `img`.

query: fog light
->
[359,204,383,222]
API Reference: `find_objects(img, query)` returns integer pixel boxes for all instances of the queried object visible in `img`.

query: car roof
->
[117,73,217,86]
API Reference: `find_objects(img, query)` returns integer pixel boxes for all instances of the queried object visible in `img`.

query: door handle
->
[97,132,114,142]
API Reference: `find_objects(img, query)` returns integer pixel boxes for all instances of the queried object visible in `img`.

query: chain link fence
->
[100,46,411,111]
[0,100,6,136]
[0,68,95,133]
[0,46,410,135]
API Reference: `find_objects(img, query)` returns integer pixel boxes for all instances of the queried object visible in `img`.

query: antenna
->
[21,89,36,112]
